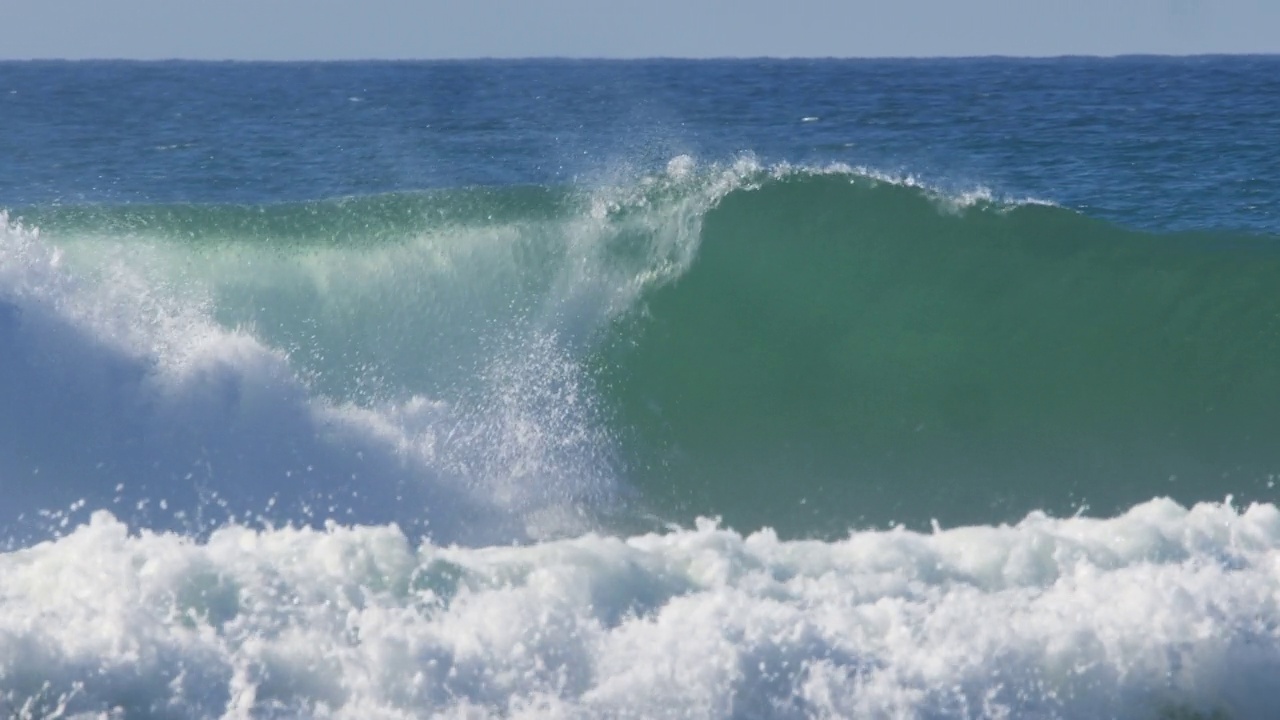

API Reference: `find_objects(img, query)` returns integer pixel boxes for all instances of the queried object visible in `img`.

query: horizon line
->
[2,52,1280,63]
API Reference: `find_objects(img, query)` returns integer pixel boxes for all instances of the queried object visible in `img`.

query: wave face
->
[599,171,1280,535]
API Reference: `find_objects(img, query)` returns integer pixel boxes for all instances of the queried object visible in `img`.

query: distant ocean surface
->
[3,57,1280,718]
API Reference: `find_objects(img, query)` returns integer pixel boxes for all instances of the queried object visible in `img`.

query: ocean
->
[2,56,1280,718]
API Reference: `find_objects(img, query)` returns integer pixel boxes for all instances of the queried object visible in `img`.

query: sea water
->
[2,57,1280,718]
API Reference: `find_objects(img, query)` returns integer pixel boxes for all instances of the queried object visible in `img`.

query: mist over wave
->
[0,208,620,546]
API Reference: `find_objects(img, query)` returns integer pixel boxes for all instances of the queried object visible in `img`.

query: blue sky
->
[3,0,1277,59]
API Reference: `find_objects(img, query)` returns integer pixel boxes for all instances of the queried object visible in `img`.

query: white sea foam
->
[1,499,1277,718]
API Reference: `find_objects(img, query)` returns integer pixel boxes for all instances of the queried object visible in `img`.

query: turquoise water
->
[2,58,1280,718]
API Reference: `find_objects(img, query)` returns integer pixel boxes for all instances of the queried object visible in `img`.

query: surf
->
[2,498,1277,718]
[5,156,1280,718]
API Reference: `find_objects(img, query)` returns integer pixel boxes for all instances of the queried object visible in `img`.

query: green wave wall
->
[599,174,1280,535]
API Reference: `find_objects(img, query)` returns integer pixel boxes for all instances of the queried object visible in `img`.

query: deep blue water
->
[3,57,1279,231]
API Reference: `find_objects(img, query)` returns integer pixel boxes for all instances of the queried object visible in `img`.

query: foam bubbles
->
[1,499,1276,718]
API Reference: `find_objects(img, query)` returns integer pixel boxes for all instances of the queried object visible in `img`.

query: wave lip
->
[0,498,1276,718]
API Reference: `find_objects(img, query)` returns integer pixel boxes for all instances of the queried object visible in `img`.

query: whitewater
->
[4,57,1280,718]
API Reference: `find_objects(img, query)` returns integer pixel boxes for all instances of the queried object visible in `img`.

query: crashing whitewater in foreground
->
[4,159,1280,718]
[4,500,1279,719]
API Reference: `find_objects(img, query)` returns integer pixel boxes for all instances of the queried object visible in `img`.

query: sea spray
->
[0,210,614,544]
